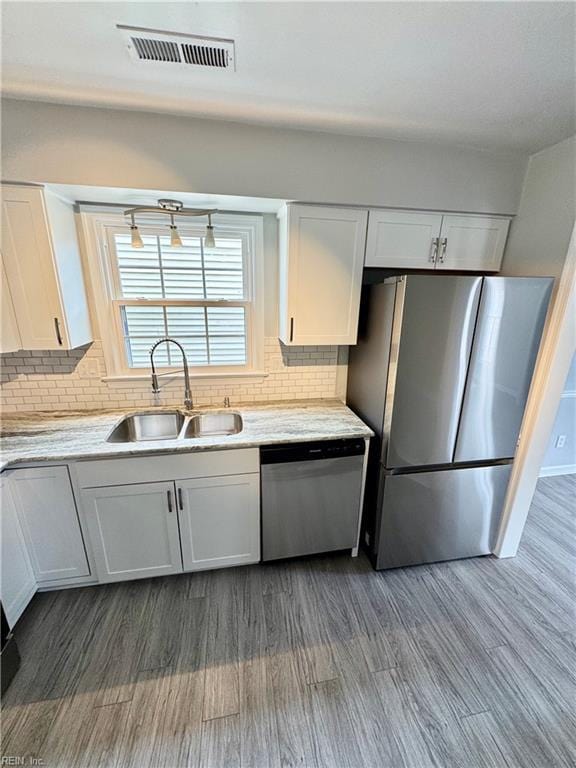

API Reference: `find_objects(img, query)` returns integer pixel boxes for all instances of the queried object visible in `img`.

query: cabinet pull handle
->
[439,238,448,264]
[289,317,294,342]
[430,238,439,263]
[178,488,184,511]
[167,489,173,513]
[54,318,63,346]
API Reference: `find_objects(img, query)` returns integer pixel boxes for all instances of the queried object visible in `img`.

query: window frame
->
[79,210,265,381]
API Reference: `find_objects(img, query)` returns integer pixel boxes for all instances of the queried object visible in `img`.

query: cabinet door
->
[1,477,36,628]
[81,482,182,583]
[279,204,367,345]
[0,260,22,353]
[10,466,90,582]
[177,474,260,571]
[436,215,510,272]
[365,210,443,268]
[1,185,68,349]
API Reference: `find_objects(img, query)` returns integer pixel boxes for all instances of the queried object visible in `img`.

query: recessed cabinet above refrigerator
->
[364,209,511,271]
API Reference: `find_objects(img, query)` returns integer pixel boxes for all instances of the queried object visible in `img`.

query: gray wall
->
[541,353,576,474]
[501,135,576,281]
[500,134,576,478]
[1,98,526,214]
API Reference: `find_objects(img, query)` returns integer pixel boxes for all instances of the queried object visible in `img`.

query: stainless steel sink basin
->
[107,411,186,443]
[183,411,243,438]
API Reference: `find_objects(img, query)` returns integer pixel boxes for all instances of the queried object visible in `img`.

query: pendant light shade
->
[205,214,215,249]
[130,215,144,249]
[169,215,183,247]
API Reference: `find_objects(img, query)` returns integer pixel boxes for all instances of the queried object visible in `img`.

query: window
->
[82,212,264,379]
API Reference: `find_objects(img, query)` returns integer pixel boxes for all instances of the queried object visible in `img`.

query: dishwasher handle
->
[261,438,365,464]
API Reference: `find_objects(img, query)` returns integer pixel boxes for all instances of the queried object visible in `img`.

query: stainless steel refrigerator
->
[347,275,553,570]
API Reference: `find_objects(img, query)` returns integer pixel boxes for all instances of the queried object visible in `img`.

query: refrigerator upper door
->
[347,281,398,438]
[454,277,553,463]
[375,463,512,570]
[386,275,482,468]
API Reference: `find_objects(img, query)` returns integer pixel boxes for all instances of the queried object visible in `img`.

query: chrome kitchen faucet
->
[149,338,193,410]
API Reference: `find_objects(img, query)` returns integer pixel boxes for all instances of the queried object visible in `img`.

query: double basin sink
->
[107,410,243,443]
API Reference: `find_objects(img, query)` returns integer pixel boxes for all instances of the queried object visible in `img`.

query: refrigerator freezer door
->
[375,464,512,569]
[454,277,553,463]
[386,276,482,468]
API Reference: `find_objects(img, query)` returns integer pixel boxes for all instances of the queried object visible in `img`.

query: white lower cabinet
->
[1,450,261,595]
[1,476,36,628]
[81,482,183,583]
[177,474,260,571]
[9,466,90,583]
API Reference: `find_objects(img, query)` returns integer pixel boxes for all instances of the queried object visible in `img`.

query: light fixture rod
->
[124,206,217,218]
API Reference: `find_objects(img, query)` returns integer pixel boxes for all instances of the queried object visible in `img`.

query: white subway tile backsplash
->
[0,337,340,412]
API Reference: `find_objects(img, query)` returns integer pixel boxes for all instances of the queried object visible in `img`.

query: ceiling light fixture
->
[130,214,144,249]
[124,199,218,250]
[169,214,183,248]
[205,213,216,249]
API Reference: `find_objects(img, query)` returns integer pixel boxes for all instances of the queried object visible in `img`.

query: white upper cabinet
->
[0,261,22,353]
[365,209,510,272]
[278,204,367,345]
[435,215,511,271]
[365,211,443,268]
[9,466,90,583]
[1,475,36,628]
[1,184,92,350]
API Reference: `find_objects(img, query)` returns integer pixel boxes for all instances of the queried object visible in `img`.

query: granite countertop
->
[0,400,373,470]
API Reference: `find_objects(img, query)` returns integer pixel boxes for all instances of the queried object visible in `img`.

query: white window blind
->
[111,231,249,369]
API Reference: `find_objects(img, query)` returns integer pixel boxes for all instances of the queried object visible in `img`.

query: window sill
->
[102,370,269,384]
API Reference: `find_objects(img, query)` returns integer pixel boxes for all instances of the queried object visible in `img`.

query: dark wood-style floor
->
[2,475,575,768]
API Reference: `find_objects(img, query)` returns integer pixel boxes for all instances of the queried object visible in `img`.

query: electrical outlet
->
[555,434,567,449]
[77,358,100,380]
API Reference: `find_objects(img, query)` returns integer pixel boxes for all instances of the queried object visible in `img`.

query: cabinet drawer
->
[75,448,259,488]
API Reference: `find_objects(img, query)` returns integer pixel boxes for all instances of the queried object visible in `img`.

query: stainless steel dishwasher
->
[260,439,365,561]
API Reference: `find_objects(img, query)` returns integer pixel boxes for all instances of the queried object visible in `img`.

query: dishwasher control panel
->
[260,438,365,464]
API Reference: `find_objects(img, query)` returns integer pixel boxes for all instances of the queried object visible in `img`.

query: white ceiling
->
[2,1,574,153]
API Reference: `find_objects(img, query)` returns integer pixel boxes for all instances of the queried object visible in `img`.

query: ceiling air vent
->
[118,25,235,70]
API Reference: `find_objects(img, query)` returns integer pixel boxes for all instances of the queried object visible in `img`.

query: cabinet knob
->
[430,238,439,263]
[167,489,173,513]
[177,488,184,511]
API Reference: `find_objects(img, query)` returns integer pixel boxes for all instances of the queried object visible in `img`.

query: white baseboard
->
[539,464,576,477]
